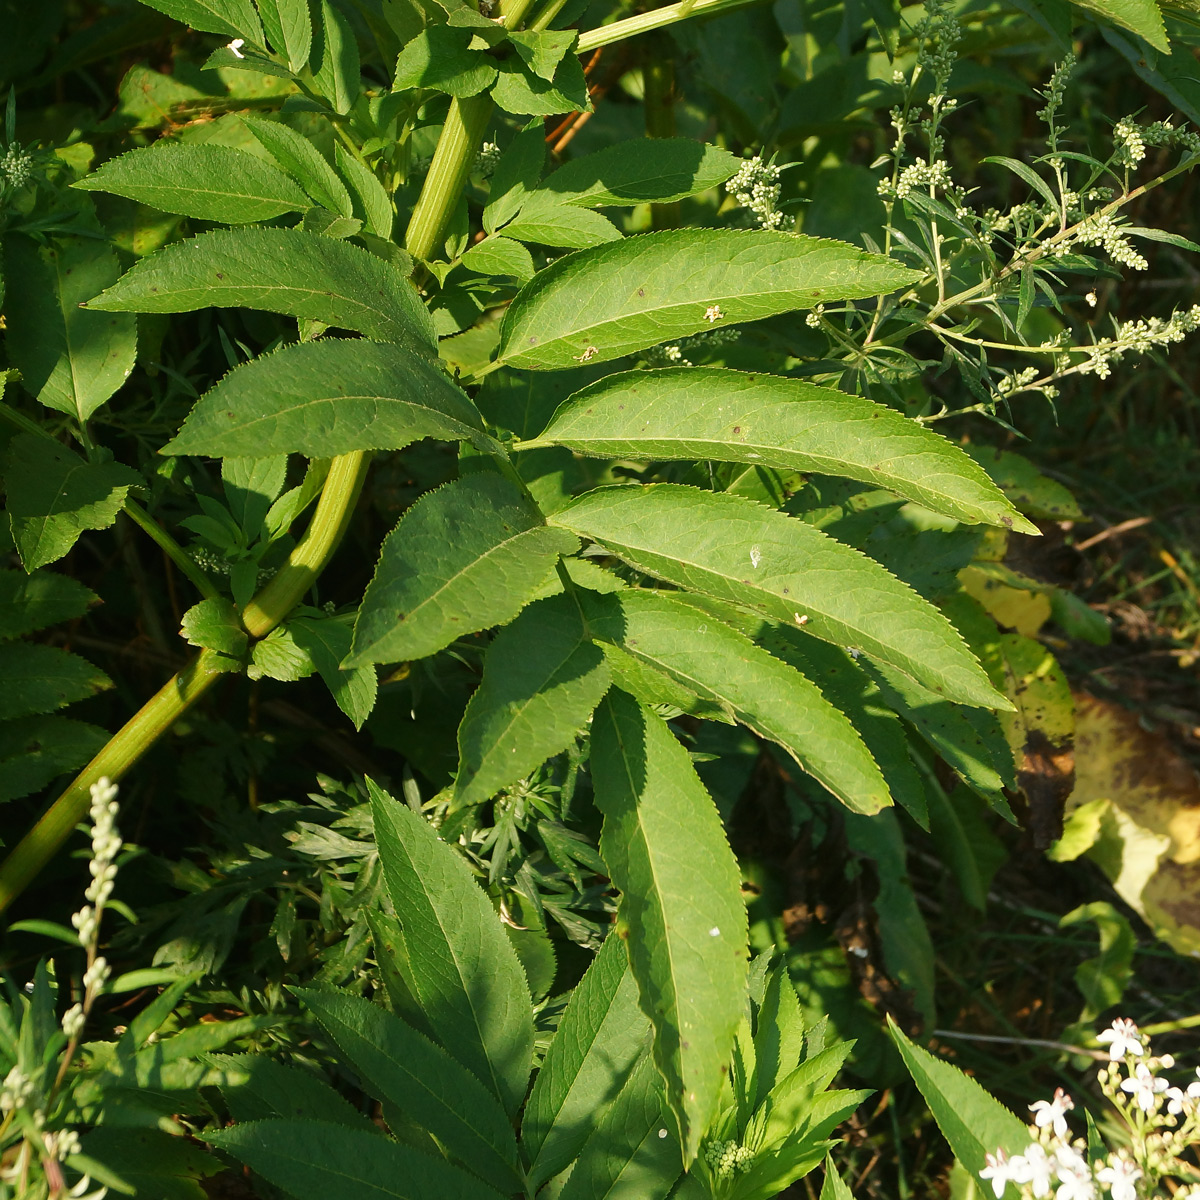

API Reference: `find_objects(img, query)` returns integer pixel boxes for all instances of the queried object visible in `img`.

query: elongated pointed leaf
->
[75,145,311,224]
[349,473,578,667]
[214,1053,375,1127]
[87,228,435,350]
[583,590,890,814]
[533,368,1034,532]
[369,782,535,1118]
[534,138,741,208]
[137,0,262,39]
[523,934,650,1188]
[496,230,920,370]
[1073,0,1168,50]
[455,594,610,808]
[888,1021,1029,1188]
[243,117,353,217]
[0,644,111,720]
[294,989,523,1191]
[591,690,747,1163]
[4,232,137,423]
[206,1119,506,1200]
[557,1052,683,1200]
[163,339,494,458]
[551,485,1003,710]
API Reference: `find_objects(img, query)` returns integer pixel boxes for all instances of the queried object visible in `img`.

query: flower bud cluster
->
[727,156,786,230]
[981,1020,1200,1200]
[1069,305,1200,380]
[0,1065,34,1114]
[878,158,953,199]
[0,142,34,190]
[704,1139,753,1178]
[1057,212,1148,271]
[476,141,502,178]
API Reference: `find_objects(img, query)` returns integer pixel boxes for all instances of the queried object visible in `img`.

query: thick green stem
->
[122,499,221,602]
[404,93,494,263]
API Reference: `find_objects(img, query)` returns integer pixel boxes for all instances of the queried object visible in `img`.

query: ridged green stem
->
[576,0,764,52]
[404,93,494,263]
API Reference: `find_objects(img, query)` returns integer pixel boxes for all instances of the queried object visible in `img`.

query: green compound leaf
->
[522,933,650,1189]
[591,689,747,1165]
[888,1021,1029,1191]
[0,570,96,640]
[496,230,920,370]
[551,485,1004,710]
[557,1051,682,1200]
[135,0,263,40]
[163,339,495,459]
[206,1119,505,1200]
[582,590,890,815]
[4,232,137,423]
[242,117,354,217]
[75,144,311,224]
[294,989,523,1192]
[369,781,535,1119]
[533,138,741,208]
[349,473,578,667]
[0,644,111,720]
[214,1053,374,1127]
[533,368,1035,532]
[393,26,498,98]
[5,435,142,572]
[313,0,361,115]
[87,228,436,351]
[454,594,611,808]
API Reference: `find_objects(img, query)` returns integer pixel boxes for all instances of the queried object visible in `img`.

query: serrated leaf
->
[394,26,498,96]
[557,1051,682,1200]
[4,232,137,423]
[294,989,523,1191]
[0,570,96,640]
[265,0,313,70]
[136,0,263,39]
[214,1053,375,1127]
[87,228,435,351]
[962,446,1082,520]
[180,597,248,659]
[242,117,353,216]
[582,590,891,814]
[369,782,535,1118]
[550,485,1004,709]
[313,0,361,114]
[163,339,493,458]
[80,1127,223,1200]
[1072,0,1168,49]
[249,625,315,681]
[455,594,610,807]
[349,473,578,666]
[462,236,535,281]
[496,230,920,370]
[533,368,1033,531]
[591,690,747,1164]
[491,54,590,117]
[288,612,377,728]
[534,139,741,208]
[888,1021,1029,1189]
[5,435,141,572]
[508,29,575,81]
[820,1157,855,1200]
[0,715,108,802]
[499,203,622,250]
[523,934,650,1189]
[206,1119,506,1200]
[75,144,311,223]
[0,644,111,719]
[335,144,393,239]
[483,122,545,234]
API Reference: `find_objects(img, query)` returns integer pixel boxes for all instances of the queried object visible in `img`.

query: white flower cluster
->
[1113,119,1147,168]
[0,142,34,190]
[0,1064,34,1114]
[981,1020,1200,1200]
[1113,116,1200,169]
[704,1139,753,1178]
[642,326,740,368]
[1069,304,1200,380]
[727,156,786,230]
[476,141,502,178]
[878,157,954,199]
[996,366,1040,396]
[1059,212,1148,271]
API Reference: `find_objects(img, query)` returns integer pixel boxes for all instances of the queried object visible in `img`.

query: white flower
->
[1055,1152,1096,1200]
[1120,1061,1168,1113]
[1030,1088,1075,1137]
[981,1149,1018,1198]
[1096,1156,1140,1200]
[228,37,245,57]
[1014,1144,1057,1199]
[1097,1018,1143,1061]
[1165,1068,1200,1114]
